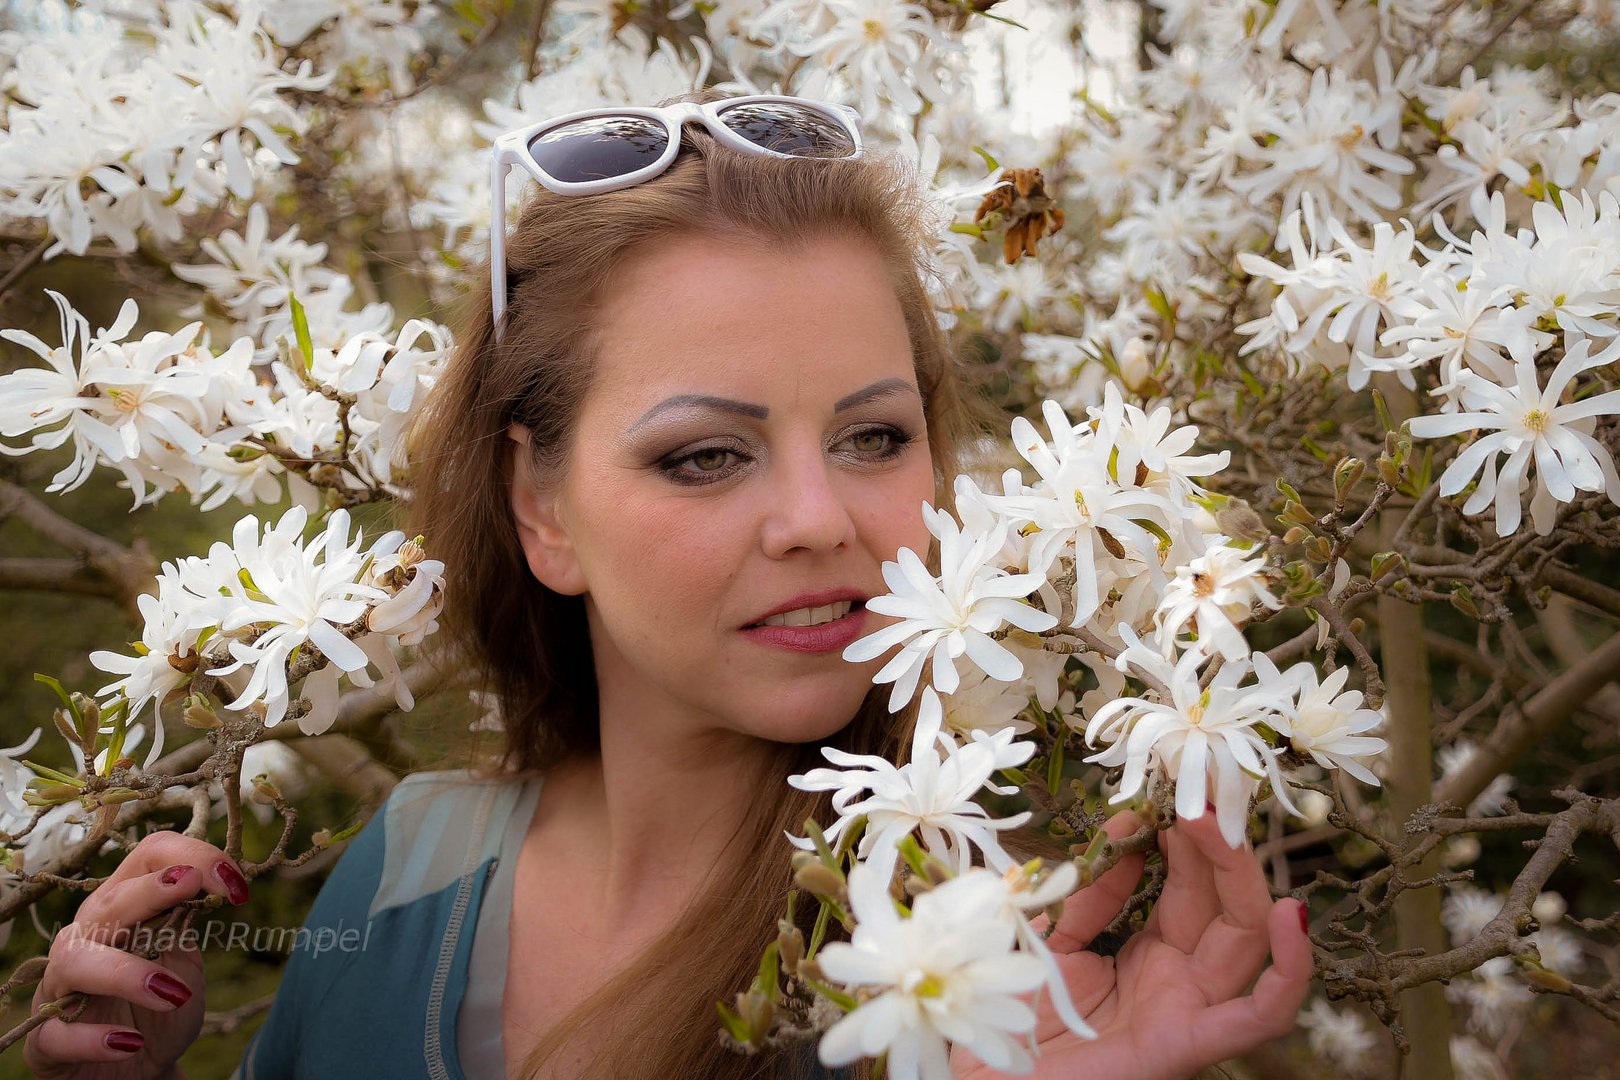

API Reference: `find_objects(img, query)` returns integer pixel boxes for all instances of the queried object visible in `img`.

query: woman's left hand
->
[952,808,1313,1080]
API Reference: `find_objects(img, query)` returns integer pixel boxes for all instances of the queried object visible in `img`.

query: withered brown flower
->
[972,166,1065,265]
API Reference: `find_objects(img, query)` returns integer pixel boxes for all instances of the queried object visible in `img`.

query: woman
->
[24,89,1311,1080]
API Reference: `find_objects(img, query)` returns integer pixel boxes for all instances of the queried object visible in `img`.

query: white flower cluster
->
[0,290,450,509]
[1440,885,1583,1038]
[1241,191,1620,536]
[0,0,332,256]
[792,394,1387,1071]
[89,504,444,749]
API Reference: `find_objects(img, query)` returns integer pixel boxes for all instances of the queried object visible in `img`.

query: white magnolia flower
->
[1153,540,1279,661]
[207,507,390,727]
[1447,955,1530,1038]
[1298,999,1377,1071]
[845,505,1057,712]
[1086,381,1232,504]
[0,291,138,494]
[1251,655,1385,784]
[775,0,956,120]
[788,690,1034,876]
[995,400,1179,628]
[941,668,1036,739]
[1407,334,1620,536]
[1440,884,1502,946]
[1436,739,1514,816]
[1085,628,1292,846]
[816,862,1045,1079]
[172,203,335,331]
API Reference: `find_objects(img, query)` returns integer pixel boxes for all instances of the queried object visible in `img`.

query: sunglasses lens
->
[526,115,669,183]
[715,101,856,156]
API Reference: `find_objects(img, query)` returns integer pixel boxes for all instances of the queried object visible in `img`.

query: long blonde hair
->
[406,89,990,1078]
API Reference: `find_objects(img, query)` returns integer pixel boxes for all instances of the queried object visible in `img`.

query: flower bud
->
[776,921,805,977]
[793,862,848,904]
[1119,337,1153,393]
[184,697,222,729]
[736,988,774,1042]
[250,774,281,804]
[52,707,79,746]
[1215,498,1269,543]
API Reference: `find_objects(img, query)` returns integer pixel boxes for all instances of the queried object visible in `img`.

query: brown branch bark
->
[0,479,157,620]
[1432,627,1620,810]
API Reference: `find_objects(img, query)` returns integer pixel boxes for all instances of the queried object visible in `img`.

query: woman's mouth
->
[741,600,868,653]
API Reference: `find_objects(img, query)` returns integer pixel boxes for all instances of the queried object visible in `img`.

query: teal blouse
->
[230,769,850,1079]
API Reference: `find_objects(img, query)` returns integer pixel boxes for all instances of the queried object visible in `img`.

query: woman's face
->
[510,231,936,743]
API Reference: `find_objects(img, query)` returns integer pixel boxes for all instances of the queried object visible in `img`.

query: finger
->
[26,1017,148,1066]
[1143,811,1221,954]
[42,938,194,1012]
[1047,810,1147,953]
[1181,812,1279,999]
[79,836,249,928]
[1182,899,1313,1064]
[72,862,211,938]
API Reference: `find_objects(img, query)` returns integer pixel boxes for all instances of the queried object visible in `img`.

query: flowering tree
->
[2,0,1619,1076]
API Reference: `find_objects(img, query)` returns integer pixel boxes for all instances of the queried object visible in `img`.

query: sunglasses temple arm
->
[490,152,509,345]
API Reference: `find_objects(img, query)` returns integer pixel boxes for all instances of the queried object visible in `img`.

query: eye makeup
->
[649,421,918,487]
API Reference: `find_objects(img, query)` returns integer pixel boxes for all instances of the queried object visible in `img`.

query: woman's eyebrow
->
[835,377,918,412]
[628,378,918,432]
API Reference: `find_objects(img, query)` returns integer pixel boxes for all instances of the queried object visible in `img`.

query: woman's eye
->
[840,426,910,459]
[659,444,746,484]
[688,448,732,472]
[850,430,891,453]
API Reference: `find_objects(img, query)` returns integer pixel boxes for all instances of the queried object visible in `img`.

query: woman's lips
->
[739,605,868,654]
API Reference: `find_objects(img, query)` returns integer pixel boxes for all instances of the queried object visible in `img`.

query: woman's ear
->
[507,424,588,596]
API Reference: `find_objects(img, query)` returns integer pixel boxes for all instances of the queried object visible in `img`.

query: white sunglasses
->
[488,94,865,343]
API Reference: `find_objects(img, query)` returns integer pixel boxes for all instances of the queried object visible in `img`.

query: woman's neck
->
[532,702,782,926]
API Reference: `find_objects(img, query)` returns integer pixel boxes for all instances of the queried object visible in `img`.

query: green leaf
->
[948,222,985,238]
[755,940,780,997]
[1299,435,1333,463]
[1045,737,1064,799]
[802,977,860,1012]
[969,6,1028,28]
[327,817,366,844]
[1131,517,1175,554]
[103,702,128,775]
[896,834,930,877]
[969,145,1000,173]
[1371,387,1393,433]
[289,292,315,373]
[1143,285,1175,326]
[833,814,867,862]
[716,1000,752,1043]
[804,817,836,869]
[807,899,833,957]
[33,674,79,723]
[22,760,84,787]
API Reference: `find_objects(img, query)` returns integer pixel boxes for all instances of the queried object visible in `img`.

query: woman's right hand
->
[23,830,252,1079]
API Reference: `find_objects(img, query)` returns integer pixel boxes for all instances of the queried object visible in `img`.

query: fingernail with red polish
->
[105,1030,144,1053]
[146,970,192,1007]
[1297,900,1311,936]
[159,864,193,886]
[215,861,250,905]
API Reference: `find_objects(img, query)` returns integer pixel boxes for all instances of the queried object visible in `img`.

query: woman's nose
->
[759,451,858,558]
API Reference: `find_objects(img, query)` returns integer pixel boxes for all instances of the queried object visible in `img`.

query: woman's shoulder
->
[368,767,539,916]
